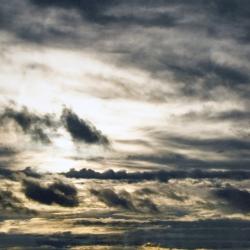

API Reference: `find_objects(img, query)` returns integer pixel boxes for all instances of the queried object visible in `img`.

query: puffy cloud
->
[22,179,79,207]
[0,106,56,144]
[0,105,109,146]
[61,107,109,145]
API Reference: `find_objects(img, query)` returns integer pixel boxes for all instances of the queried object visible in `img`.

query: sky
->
[0,0,250,249]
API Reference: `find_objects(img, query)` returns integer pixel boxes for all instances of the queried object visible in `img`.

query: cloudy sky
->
[0,0,250,249]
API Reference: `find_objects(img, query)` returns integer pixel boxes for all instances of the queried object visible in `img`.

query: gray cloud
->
[167,136,250,153]
[64,168,250,182]
[61,107,109,145]
[22,179,79,207]
[90,188,135,211]
[0,106,56,144]
[0,189,36,218]
[1,0,249,104]
[0,104,109,146]
[1,219,250,249]
[214,187,250,213]
[0,146,18,157]
[90,188,158,213]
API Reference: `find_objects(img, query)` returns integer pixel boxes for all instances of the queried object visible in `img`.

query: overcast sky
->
[0,0,250,249]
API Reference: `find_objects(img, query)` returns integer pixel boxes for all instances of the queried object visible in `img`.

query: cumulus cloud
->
[61,107,109,145]
[0,105,109,146]
[0,106,56,144]
[22,179,79,207]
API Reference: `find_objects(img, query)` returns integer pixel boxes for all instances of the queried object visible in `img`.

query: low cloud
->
[22,179,79,207]
[0,106,56,144]
[0,105,109,146]
[64,168,250,182]
[61,107,109,145]
[214,187,250,213]
[90,188,158,213]
[90,188,135,211]
[0,189,35,216]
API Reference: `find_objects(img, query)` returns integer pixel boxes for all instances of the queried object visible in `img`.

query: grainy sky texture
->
[0,0,250,249]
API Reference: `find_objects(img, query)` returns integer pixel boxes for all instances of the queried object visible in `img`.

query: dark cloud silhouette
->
[61,108,109,145]
[136,197,159,213]
[0,106,56,144]
[0,105,109,146]
[21,167,42,179]
[214,187,250,212]
[90,188,135,211]
[0,168,15,179]
[64,168,250,182]
[90,188,158,213]
[23,179,79,207]
[0,189,35,216]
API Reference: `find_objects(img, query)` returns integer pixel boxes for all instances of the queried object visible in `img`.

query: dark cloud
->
[29,0,117,22]
[90,188,135,211]
[214,187,250,213]
[167,60,250,98]
[22,179,79,207]
[0,146,18,157]
[0,168,15,179]
[90,188,158,213]
[0,105,109,146]
[0,0,249,104]
[167,136,250,152]
[176,109,250,123]
[136,197,159,213]
[128,153,250,170]
[21,167,42,179]
[61,108,109,145]
[0,189,35,217]
[0,106,56,144]
[1,219,250,249]
[0,167,42,181]
[65,168,250,182]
